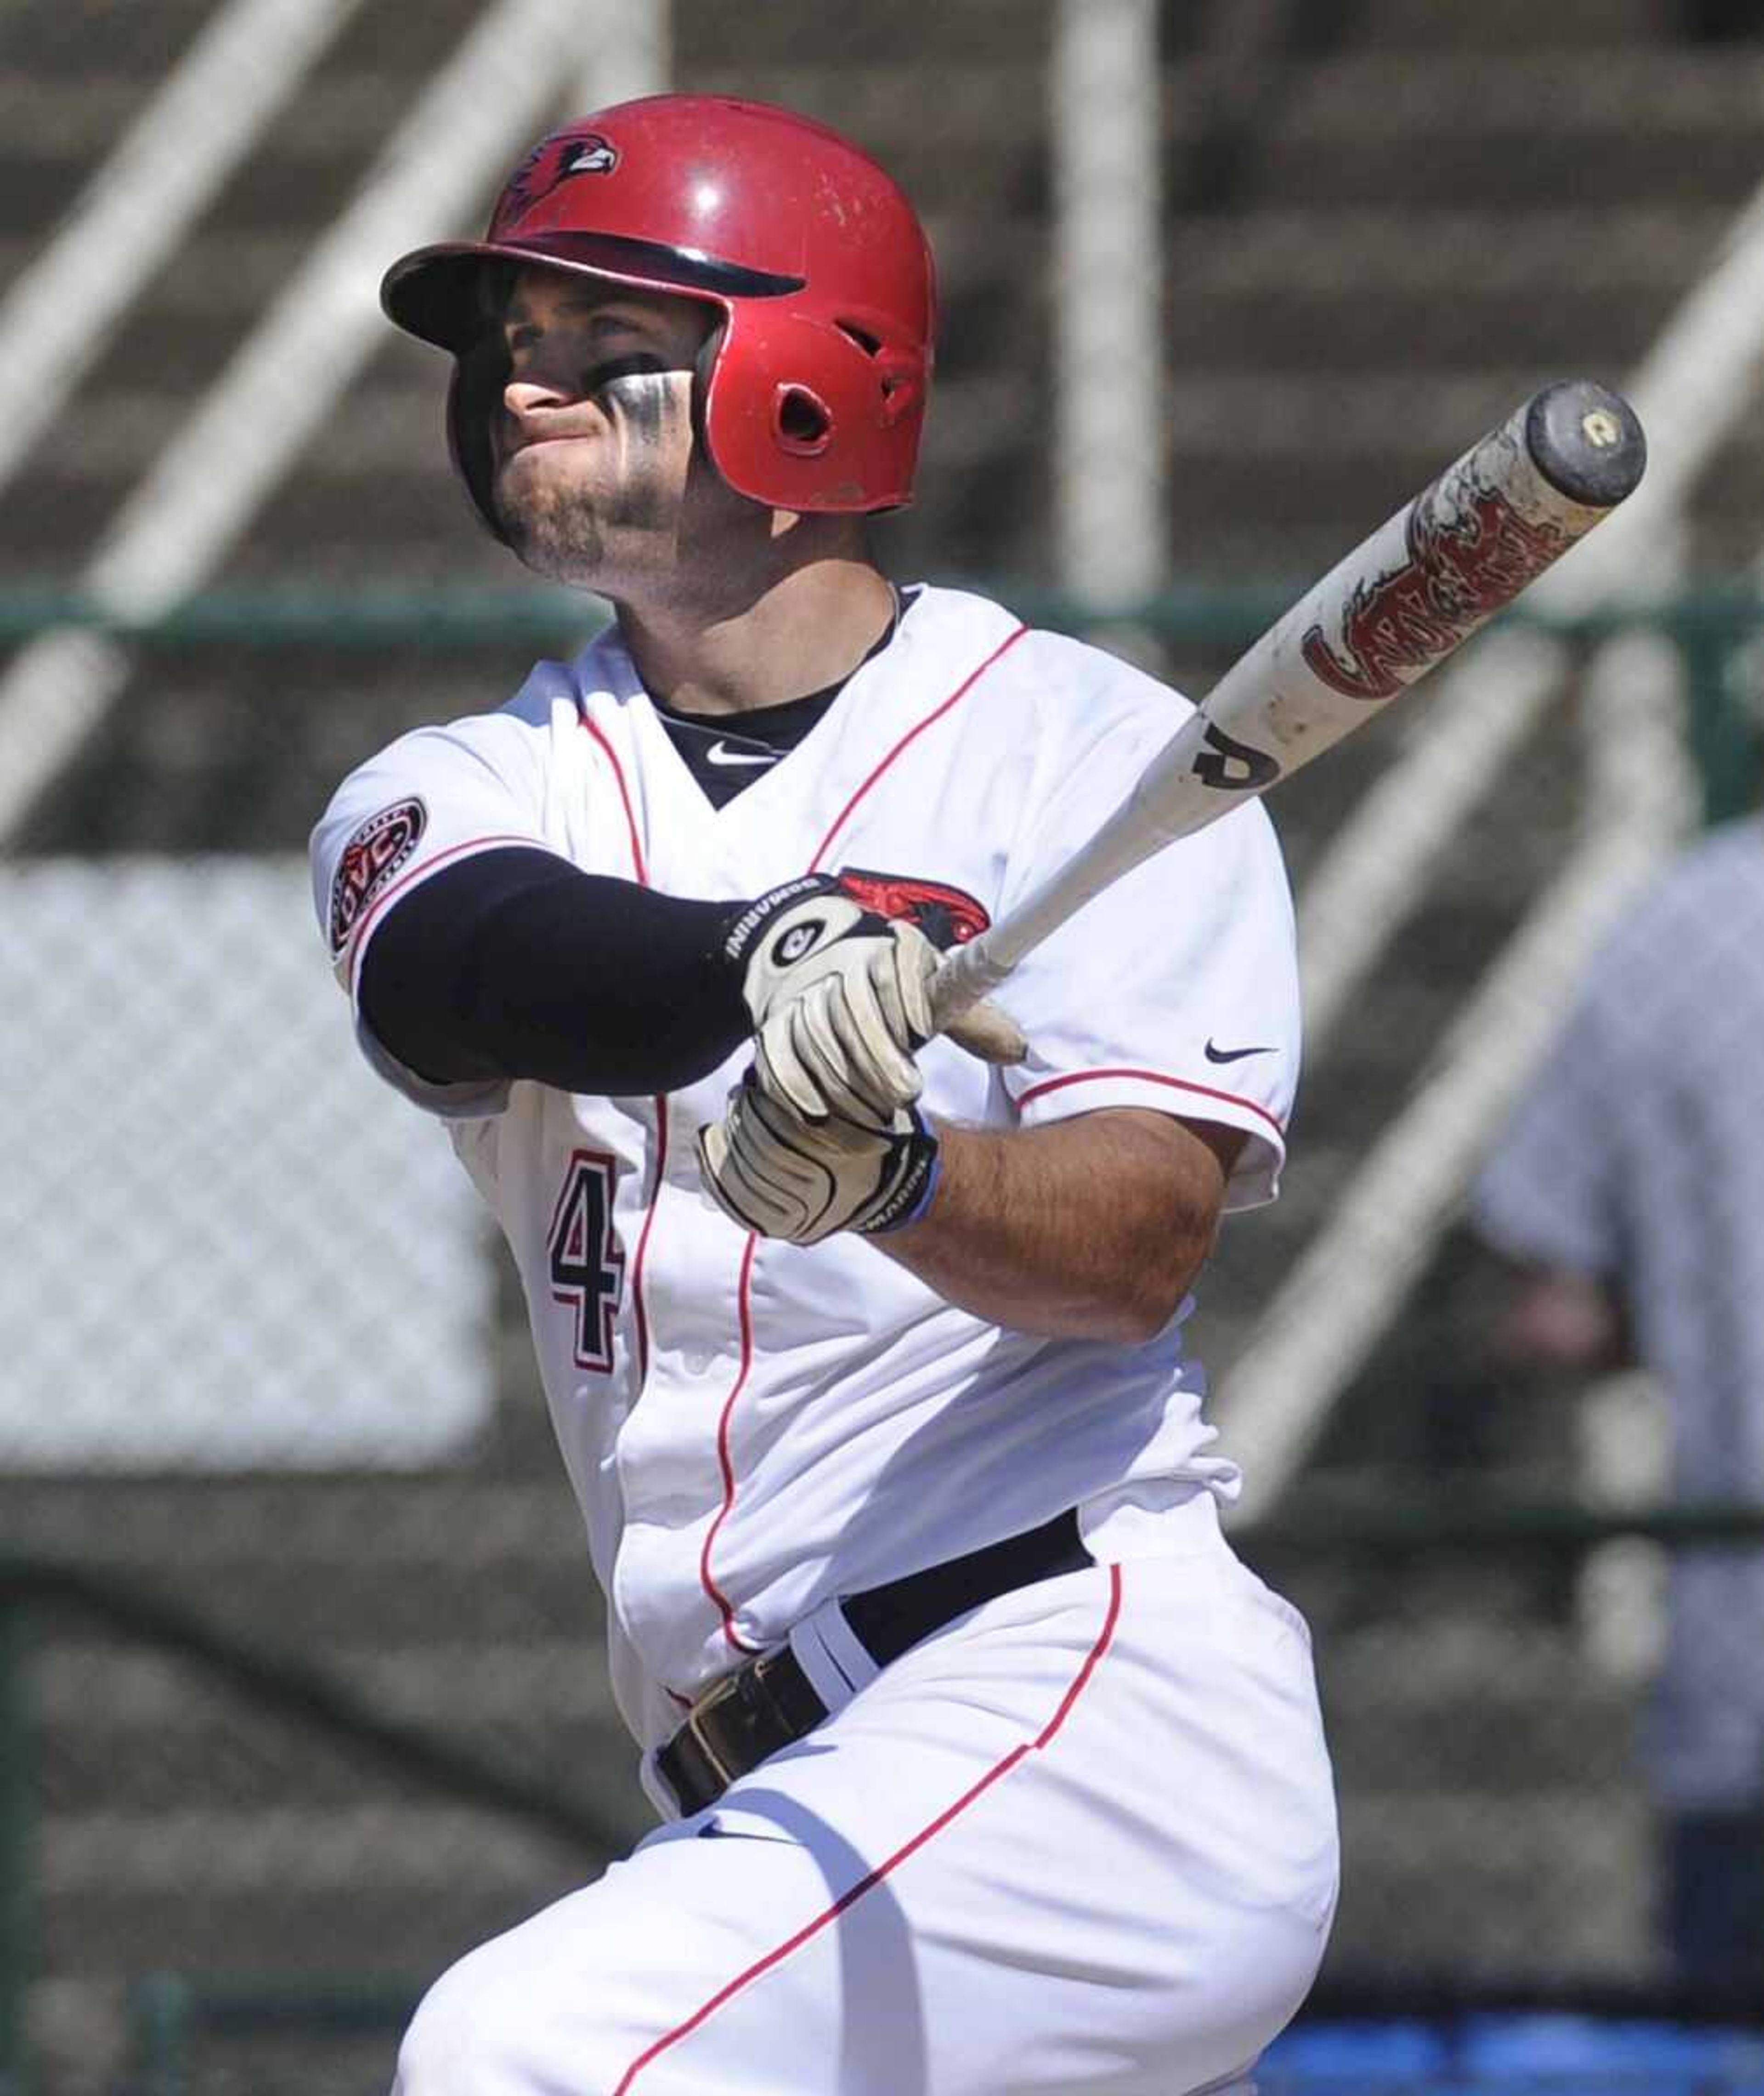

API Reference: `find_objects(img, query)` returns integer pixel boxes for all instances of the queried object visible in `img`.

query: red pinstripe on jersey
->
[698,621,1029,1655]
[1017,1065,1287,1142]
[699,1235,762,1655]
[612,1565,1124,2093]
[630,1105,667,1387]
[808,623,1028,873]
[575,710,666,1387]
[580,713,649,884]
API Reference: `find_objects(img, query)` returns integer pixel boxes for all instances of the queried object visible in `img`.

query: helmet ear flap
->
[448,330,512,542]
[690,317,726,477]
[701,304,924,513]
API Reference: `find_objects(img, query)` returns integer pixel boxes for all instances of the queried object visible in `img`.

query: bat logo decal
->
[1193,723,1280,792]
[1300,474,1568,702]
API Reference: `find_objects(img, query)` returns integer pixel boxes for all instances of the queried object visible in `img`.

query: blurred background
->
[5,0,1764,2090]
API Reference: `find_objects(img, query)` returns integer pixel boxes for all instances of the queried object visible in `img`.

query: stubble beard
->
[495,454,673,592]
[495,371,684,593]
[498,475,611,587]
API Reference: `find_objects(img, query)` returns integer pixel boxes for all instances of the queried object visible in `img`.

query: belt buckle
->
[682,1665,746,1791]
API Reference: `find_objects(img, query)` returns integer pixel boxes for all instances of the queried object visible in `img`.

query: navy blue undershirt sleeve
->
[358,846,751,1095]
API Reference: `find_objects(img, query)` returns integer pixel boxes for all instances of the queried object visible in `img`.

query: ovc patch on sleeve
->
[330,799,426,951]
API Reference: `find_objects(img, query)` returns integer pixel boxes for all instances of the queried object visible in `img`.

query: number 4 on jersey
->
[548,1150,625,1371]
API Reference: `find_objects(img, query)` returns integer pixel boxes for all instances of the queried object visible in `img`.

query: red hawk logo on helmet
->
[494,130,620,236]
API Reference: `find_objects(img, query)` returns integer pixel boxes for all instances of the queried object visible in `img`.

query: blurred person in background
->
[1471,810,1764,1994]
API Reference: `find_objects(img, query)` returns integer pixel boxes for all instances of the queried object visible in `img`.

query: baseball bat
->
[928,378,1647,1031]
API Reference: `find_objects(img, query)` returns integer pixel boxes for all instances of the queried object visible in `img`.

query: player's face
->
[489,268,719,588]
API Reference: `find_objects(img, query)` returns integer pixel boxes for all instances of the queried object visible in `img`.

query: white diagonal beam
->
[0,0,665,844]
[1218,160,1764,1512]
[1294,154,1764,1054]
[0,0,363,496]
[1226,632,1698,1521]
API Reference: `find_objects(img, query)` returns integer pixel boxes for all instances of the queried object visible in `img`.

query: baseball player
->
[312,94,1338,2096]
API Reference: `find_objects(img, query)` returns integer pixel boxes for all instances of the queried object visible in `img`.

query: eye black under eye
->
[586,352,669,392]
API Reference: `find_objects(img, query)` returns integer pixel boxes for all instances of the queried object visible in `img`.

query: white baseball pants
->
[392,1497,1338,2095]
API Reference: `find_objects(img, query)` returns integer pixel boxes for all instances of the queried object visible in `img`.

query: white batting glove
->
[724,875,1024,1129]
[695,1076,942,1244]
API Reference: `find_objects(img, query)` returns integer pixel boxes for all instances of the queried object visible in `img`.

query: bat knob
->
[1524,380,1647,510]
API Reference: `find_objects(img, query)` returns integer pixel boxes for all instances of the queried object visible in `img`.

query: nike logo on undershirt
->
[706,741,780,769]
[1204,1040,1274,1065]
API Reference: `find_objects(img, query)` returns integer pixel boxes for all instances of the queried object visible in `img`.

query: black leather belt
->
[657,1509,1091,1815]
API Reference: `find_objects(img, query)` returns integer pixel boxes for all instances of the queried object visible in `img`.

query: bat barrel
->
[1523,380,1647,512]
[927,380,1649,1040]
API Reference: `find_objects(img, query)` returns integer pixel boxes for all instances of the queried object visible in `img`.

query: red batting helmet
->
[380,94,936,532]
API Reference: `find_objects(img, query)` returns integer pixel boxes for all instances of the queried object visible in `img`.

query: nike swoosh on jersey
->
[1204,1040,1274,1064]
[706,741,779,768]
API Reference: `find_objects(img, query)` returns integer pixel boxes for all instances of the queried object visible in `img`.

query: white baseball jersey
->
[311,583,1300,1774]
[317,583,1335,2096]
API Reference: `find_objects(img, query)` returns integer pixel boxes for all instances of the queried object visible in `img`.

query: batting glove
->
[696,1074,942,1245]
[725,874,1024,1129]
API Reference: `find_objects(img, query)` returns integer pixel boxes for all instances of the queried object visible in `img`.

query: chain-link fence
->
[3,596,1760,2096]
[10,0,1764,2091]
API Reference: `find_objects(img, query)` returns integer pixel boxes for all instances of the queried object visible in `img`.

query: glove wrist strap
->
[721,873,839,969]
[855,1115,941,1235]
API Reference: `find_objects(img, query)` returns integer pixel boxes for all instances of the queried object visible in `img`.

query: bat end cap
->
[1525,380,1647,510]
